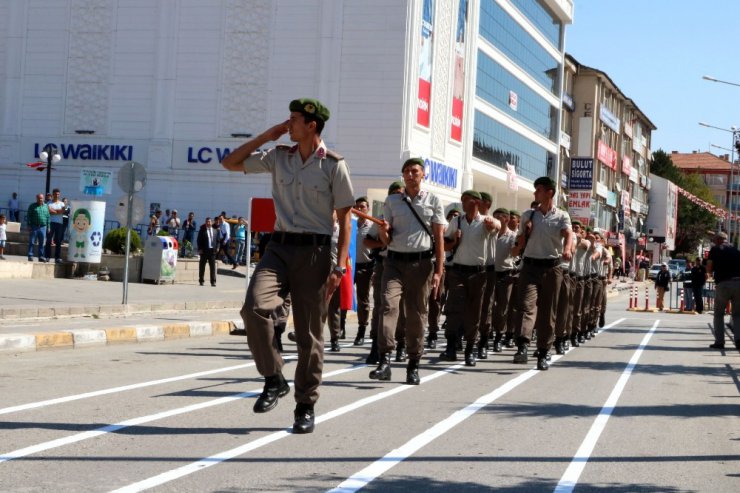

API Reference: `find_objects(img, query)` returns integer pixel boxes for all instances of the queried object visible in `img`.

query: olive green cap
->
[571,220,582,227]
[480,191,493,203]
[289,98,330,122]
[401,157,425,172]
[509,210,520,217]
[493,207,510,215]
[533,176,557,190]
[388,181,404,194]
[462,189,482,200]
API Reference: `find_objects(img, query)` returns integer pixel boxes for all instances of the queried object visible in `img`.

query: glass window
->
[476,51,558,140]
[508,0,561,48]
[473,110,553,181]
[479,0,560,94]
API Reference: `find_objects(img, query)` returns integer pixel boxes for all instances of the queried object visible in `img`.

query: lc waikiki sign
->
[33,142,133,161]
[423,158,458,189]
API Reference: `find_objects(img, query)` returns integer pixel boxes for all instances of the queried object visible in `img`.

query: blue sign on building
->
[423,158,458,189]
[569,158,593,190]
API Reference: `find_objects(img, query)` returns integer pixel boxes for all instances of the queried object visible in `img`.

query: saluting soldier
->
[440,190,500,365]
[511,177,573,370]
[221,98,355,434]
[370,157,446,385]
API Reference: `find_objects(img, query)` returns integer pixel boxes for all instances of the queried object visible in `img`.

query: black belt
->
[355,261,375,268]
[590,273,598,279]
[270,231,331,246]
[496,269,513,277]
[523,257,560,268]
[451,263,486,273]
[578,275,589,281]
[485,265,496,272]
[387,250,434,261]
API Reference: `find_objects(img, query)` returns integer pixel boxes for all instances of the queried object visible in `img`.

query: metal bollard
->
[679,287,684,312]
[645,284,650,311]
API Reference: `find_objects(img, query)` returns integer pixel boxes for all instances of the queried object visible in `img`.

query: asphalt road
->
[1,294,738,492]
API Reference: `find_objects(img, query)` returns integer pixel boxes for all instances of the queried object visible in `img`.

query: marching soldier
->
[440,190,500,365]
[553,213,577,354]
[427,207,461,349]
[503,210,522,348]
[569,221,590,347]
[370,157,446,385]
[221,98,355,434]
[477,191,497,358]
[491,208,516,352]
[352,197,375,346]
[511,177,572,371]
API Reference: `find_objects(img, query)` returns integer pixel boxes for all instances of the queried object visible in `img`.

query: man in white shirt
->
[45,188,65,263]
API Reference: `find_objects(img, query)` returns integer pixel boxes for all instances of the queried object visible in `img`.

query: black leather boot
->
[330,338,340,352]
[465,344,477,367]
[395,343,407,362]
[537,354,550,371]
[513,340,528,364]
[492,333,503,352]
[253,372,290,413]
[366,338,379,365]
[292,402,315,434]
[554,337,565,355]
[477,337,488,359]
[439,338,457,361]
[504,334,515,348]
[570,332,580,347]
[369,352,392,380]
[426,332,437,349]
[354,325,366,346]
[405,358,420,385]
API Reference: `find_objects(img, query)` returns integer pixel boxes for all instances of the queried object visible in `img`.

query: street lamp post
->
[703,75,740,88]
[698,122,739,242]
[38,144,61,196]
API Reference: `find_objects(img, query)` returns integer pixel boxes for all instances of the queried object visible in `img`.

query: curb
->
[0,318,245,353]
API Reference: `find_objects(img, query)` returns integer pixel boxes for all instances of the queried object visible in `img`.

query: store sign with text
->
[569,158,593,190]
[622,155,632,176]
[597,140,617,170]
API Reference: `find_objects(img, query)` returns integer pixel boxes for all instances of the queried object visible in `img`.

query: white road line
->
[110,364,464,493]
[553,319,660,493]
[0,364,363,464]
[327,317,627,493]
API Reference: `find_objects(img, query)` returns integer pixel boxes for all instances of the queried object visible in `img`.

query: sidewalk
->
[0,258,253,352]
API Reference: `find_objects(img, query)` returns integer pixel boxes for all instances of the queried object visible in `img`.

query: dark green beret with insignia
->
[388,181,404,194]
[493,207,510,215]
[480,191,493,203]
[462,189,482,200]
[533,176,557,190]
[289,98,330,122]
[401,157,425,172]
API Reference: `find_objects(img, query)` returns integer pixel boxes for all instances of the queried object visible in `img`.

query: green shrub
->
[157,229,170,237]
[103,227,142,254]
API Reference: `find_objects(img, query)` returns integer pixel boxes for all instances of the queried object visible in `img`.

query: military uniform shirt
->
[494,229,517,271]
[573,241,590,277]
[241,141,355,235]
[519,207,571,259]
[355,220,374,264]
[445,213,493,266]
[384,190,445,253]
[589,244,603,275]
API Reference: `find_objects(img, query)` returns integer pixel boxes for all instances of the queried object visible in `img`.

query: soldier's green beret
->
[355,196,369,204]
[388,181,404,194]
[493,207,510,215]
[533,176,557,190]
[509,210,520,217]
[480,192,493,203]
[289,98,330,122]
[401,157,425,172]
[462,189,482,200]
[571,220,582,227]
[447,207,461,216]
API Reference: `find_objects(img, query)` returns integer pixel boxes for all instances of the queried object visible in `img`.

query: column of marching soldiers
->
[299,179,613,383]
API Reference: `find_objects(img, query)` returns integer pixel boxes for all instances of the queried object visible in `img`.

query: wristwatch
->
[333,265,347,275]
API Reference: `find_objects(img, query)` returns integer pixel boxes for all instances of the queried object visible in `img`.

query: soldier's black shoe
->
[395,346,407,362]
[366,339,379,365]
[709,342,725,349]
[570,334,580,347]
[287,331,296,342]
[563,339,570,351]
[504,335,515,348]
[292,403,315,434]
[253,373,290,413]
[439,350,457,361]
[330,339,341,352]
[513,344,528,364]
[369,353,392,380]
[554,338,565,355]
[599,313,605,328]
[537,357,550,371]
[354,326,366,346]
[584,331,592,340]
[477,346,488,360]
[465,349,477,367]
[426,334,437,349]
[405,359,420,385]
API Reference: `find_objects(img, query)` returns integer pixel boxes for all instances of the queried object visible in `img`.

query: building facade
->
[0,0,573,229]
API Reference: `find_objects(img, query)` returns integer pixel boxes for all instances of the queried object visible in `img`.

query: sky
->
[565,0,740,156]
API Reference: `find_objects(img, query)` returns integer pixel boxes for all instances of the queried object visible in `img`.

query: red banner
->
[451,97,463,141]
[417,78,431,127]
[250,198,276,233]
[597,140,617,170]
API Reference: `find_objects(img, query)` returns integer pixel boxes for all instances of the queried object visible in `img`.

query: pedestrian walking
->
[197,218,219,287]
[369,157,445,385]
[8,192,20,222]
[655,263,671,311]
[706,232,740,351]
[690,259,707,314]
[221,97,354,434]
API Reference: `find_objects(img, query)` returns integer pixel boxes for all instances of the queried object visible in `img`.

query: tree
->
[651,149,718,255]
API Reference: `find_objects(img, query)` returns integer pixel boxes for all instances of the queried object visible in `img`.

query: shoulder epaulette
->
[325,149,343,161]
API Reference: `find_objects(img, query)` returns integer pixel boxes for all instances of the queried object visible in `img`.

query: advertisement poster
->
[67,200,106,263]
[568,190,592,226]
[569,158,594,190]
[450,0,467,141]
[79,169,113,196]
[417,0,435,127]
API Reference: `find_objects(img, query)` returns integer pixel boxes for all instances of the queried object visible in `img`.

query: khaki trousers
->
[570,278,585,335]
[590,277,603,327]
[517,263,563,351]
[241,241,330,405]
[579,278,594,333]
[492,271,515,336]
[370,260,405,340]
[444,268,487,346]
[478,269,497,338]
[379,257,433,359]
[554,271,574,338]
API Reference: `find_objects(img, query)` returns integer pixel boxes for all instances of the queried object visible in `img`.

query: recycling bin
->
[142,235,177,283]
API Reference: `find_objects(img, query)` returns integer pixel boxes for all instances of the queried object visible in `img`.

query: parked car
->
[648,264,662,280]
